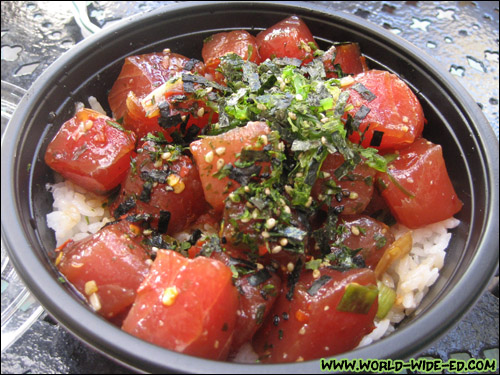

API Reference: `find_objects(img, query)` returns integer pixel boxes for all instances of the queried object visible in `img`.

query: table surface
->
[1,1,498,373]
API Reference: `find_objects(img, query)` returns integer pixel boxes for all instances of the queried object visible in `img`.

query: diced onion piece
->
[140,75,183,118]
[374,231,413,279]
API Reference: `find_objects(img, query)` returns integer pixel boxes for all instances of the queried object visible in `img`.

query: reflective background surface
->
[1,1,498,373]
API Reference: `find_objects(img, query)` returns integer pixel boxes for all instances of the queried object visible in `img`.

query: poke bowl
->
[1,1,498,373]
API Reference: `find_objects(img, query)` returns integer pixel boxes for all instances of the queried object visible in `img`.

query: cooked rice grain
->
[46,179,112,246]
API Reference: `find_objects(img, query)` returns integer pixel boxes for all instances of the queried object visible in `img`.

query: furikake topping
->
[175,51,393,269]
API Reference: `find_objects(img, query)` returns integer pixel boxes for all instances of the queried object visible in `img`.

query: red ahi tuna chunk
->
[56,220,151,320]
[44,108,136,195]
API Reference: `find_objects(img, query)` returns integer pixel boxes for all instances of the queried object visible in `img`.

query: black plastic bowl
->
[2,1,499,373]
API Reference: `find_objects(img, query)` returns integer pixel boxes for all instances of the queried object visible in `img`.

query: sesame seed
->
[173,180,185,194]
[340,76,355,87]
[167,174,180,187]
[84,120,94,131]
[279,238,288,247]
[145,259,153,266]
[85,280,98,296]
[298,326,306,335]
[162,286,179,306]
[215,146,226,156]
[349,191,359,200]
[324,305,330,311]
[287,262,295,272]
[256,263,264,270]
[204,151,214,163]
[266,218,277,229]
[154,160,163,168]
[265,187,271,195]
[295,94,303,101]
[259,135,268,145]
[55,251,63,266]
[351,226,360,236]
[216,158,225,171]
[312,269,321,279]
[256,103,267,111]
[288,112,297,120]
[244,186,251,193]
[161,152,172,160]
[271,245,282,254]
[283,205,291,214]
[262,231,270,239]
[89,293,102,311]
[197,107,205,117]
[305,196,313,208]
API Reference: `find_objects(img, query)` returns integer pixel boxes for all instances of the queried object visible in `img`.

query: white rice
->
[46,178,112,246]
[358,216,460,347]
[46,180,459,354]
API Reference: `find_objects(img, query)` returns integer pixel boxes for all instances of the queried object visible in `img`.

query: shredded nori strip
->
[188,229,203,245]
[198,236,224,257]
[334,91,350,117]
[276,226,308,242]
[227,256,257,270]
[125,213,153,223]
[286,258,303,301]
[229,164,262,186]
[240,149,271,163]
[157,210,171,234]
[141,169,169,184]
[158,101,170,118]
[143,234,171,249]
[248,268,272,287]
[139,180,153,203]
[307,274,332,296]
[113,196,136,218]
[183,80,195,93]
[158,113,182,129]
[305,150,323,186]
[353,105,371,128]
[351,82,377,102]
[181,73,229,93]
[370,130,385,147]
[183,58,200,71]
[183,124,201,144]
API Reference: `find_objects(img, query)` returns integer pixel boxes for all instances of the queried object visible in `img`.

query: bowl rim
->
[1,1,499,372]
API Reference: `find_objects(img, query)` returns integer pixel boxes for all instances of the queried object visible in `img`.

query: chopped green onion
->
[336,282,378,314]
[376,281,396,319]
